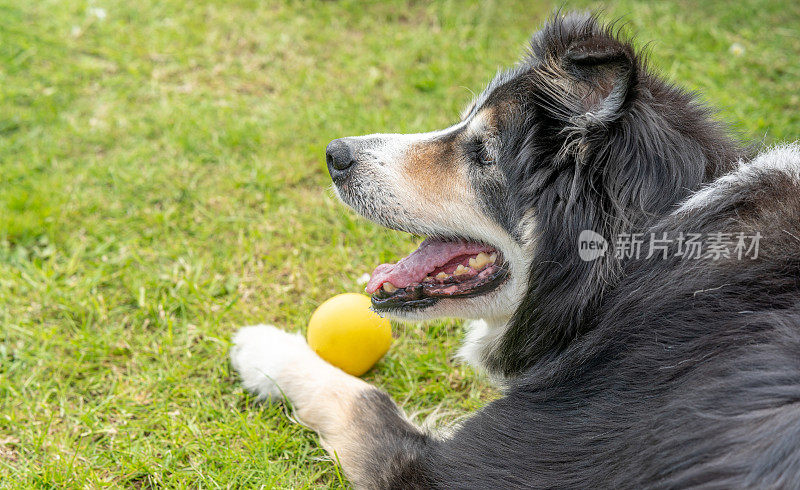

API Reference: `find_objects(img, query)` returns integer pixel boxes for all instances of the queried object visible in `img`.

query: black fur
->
[479,13,747,376]
[343,13,800,489]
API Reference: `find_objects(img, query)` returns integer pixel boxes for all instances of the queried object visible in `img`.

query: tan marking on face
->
[401,137,466,202]
[398,109,494,207]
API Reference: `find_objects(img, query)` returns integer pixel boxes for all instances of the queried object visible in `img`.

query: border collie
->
[231,12,800,488]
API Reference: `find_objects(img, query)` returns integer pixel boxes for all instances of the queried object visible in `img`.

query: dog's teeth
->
[382,282,398,293]
[435,272,448,281]
[472,252,491,269]
[423,276,435,283]
[454,264,469,276]
[489,253,497,264]
[468,252,491,270]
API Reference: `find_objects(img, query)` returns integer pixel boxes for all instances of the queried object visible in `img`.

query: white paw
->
[230,324,314,401]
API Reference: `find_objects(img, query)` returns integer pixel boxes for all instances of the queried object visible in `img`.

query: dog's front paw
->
[230,324,312,401]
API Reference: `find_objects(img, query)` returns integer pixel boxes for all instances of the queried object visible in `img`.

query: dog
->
[231,12,800,488]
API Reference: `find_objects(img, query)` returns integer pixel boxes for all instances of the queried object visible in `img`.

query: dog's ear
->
[530,15,638,129]
[561,36,637,124]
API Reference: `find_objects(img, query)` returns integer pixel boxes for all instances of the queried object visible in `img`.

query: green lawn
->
[0,0,798,487]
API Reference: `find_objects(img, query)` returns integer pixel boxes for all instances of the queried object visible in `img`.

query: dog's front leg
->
[231,325,431,488]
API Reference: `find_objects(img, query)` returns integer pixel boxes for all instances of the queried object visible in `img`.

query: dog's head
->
[328,12,740,370]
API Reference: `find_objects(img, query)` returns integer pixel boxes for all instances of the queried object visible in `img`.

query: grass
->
[0,0,797,487]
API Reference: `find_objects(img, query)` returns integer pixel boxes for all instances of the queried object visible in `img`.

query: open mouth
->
[365,237,509,311]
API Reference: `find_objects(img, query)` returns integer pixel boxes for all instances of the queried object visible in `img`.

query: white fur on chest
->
[457,317,511,382]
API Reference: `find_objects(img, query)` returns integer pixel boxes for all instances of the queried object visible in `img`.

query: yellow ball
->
[307,293,392,376]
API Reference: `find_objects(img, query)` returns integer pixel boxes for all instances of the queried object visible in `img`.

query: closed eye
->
[467,138,495,166]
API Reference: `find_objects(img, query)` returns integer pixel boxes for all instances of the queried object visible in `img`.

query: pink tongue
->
[365,238,494,294]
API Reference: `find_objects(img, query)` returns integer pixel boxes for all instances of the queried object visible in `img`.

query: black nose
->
[326,139,356,179]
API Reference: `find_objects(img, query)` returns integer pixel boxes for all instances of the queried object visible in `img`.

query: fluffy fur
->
[233,12,800,488]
